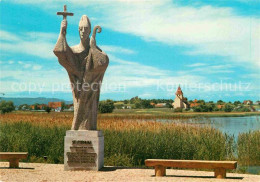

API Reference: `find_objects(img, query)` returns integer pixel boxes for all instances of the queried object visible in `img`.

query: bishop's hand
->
[60,19,67,35]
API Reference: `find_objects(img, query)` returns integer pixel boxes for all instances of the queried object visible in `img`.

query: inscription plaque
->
[64,130,104,171]
[67,140,97,167]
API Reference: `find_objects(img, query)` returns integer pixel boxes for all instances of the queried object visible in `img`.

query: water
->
[196,116,260,138]
[155,115,260,138]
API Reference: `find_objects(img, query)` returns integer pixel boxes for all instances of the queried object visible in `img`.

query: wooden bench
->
[145,159,237,179]
[0,152,28,168]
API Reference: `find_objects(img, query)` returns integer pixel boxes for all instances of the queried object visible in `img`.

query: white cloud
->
[106,2,259,68]
[7,1,260,69]
[100,45,136,54]
[0,30,20,41]
[23,64,31,68]
[187,63,207,67]
[8,60,14,64]
[32,65,42,70]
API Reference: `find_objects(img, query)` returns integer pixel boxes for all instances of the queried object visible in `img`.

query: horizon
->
[1,0,259,102]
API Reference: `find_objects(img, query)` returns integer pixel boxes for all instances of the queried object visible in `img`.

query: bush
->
[0,101,15,114]
[99,99,115,113]
[174,108,183,112]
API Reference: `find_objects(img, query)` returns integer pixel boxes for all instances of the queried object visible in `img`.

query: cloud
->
[185,64,234,74]
[32,65,42,70]
[187,63,207,67]
[100,45,136,55]
[0,30,55,59]
[103,55,207,90]
[65,0,259,69]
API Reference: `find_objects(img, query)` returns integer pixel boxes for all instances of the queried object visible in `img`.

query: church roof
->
[175,85,183,95]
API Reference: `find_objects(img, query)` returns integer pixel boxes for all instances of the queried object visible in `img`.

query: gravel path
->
[0,162,259,182]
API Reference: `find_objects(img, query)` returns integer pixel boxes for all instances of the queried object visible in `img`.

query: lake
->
[191,115,260,138]
[155,115,260,138]
[158,115,260,174]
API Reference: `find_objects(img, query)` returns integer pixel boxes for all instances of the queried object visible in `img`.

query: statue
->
[53,5,109,130]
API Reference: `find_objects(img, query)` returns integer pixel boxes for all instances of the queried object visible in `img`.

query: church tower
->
[175,85,183,99]
[172,85,189,109]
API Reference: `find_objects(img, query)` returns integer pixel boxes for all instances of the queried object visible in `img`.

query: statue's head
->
[79,15,91,41]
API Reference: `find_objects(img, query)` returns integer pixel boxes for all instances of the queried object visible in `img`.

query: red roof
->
[48,102,62,109]
[175,85,183,95]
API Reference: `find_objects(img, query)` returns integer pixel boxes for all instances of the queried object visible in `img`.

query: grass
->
[0,111,259,170]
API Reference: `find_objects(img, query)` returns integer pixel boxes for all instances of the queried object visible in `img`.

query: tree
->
[140,100,153,109]
[99,99,115,113]
[234,101,241,105]
[197,100,205,104]
[61,102,66,111]
[45,106,51,113]
[130,96,141,104]
[134,102,142,109]
[217,100,225,104]
[224,103,235,112]
[0,101,15,114]
[123,100,128,104]
[33,103,40,110]
[166,102,173,108]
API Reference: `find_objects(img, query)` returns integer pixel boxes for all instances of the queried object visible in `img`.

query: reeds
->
[238,130,260,166]
[0,112,257,167]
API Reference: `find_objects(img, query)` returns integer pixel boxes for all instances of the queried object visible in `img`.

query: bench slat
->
[145,159,237,169]
[0,152,28,160]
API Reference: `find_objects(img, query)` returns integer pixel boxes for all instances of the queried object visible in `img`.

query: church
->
[172,86,189,109]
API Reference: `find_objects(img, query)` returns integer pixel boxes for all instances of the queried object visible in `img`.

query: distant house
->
[155,103,167,108]
[55,107,62,112]
[30,104,47,110]
[150,103,156,106]
[243,100,253,105]
[190,99,200,107]
[38,104,47,110]
[48,102,63,112]
[172,86,189,109]
[217,105,225,109]
[254,101,260,105]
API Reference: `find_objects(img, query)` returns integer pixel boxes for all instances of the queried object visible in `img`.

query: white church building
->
[172,86,189,109]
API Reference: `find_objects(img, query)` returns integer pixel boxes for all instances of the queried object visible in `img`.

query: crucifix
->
[57,5,74,20]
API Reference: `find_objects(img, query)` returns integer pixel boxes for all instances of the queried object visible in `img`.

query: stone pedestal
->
[64,130,104,171]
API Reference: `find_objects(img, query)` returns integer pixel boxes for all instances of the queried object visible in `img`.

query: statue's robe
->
[53,35,109,130]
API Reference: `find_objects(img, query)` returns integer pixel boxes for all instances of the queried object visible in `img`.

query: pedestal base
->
[64,130,104,171]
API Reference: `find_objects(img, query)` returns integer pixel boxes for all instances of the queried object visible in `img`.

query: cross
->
[57,5,74,20]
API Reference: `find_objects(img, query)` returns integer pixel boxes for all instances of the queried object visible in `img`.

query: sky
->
[0,0,259,102]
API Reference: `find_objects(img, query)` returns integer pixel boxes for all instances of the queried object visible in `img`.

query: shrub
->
[174,108,183,112]
[0,101,15,114]
[99,100,115,113]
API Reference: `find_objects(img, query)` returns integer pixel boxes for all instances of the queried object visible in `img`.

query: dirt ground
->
[0,162,259,182]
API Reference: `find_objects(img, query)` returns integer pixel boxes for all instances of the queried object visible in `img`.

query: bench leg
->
[9,159,19,168]
[214,168,226,179]
[155,165,166,177]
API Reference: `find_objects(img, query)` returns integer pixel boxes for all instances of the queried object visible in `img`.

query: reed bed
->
[0,112,257,167]
[238,130,260,166]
